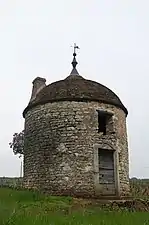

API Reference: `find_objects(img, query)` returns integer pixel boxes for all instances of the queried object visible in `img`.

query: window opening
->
[97,110,113,135]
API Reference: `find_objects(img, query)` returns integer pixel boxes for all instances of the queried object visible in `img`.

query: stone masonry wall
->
[0,177,22,188]
[24,101,129,198]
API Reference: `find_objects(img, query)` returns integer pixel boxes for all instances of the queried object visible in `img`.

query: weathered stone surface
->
[23,101,130,198]
[0,177,22,188]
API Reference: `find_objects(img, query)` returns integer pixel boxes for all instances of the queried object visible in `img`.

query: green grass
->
[0,188,149,225]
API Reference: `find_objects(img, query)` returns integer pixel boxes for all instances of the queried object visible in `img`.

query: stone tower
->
[23,47,130,198]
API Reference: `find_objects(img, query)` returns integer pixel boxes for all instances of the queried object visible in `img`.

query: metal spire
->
[70,43,80,75]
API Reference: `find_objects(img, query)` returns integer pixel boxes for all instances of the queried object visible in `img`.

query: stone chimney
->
[30,77,46,102]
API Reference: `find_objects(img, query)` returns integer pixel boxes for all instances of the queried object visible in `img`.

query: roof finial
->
[70,43,80,75]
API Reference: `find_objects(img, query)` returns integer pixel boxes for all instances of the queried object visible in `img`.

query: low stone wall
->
[0,177,23,188]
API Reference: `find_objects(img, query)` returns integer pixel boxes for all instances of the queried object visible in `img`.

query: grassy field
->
[1,188,149,224]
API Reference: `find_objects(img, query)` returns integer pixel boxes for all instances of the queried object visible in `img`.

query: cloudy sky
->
[0,0,148,178]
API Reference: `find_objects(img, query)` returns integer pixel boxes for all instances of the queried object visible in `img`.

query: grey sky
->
[0,0,148,178]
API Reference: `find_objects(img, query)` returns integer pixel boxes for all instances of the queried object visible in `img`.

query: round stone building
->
[23,49,130,198]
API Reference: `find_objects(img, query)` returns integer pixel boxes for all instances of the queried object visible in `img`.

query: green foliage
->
[130,178,149,199]
[9,131,24,156]
[1,188,149,225]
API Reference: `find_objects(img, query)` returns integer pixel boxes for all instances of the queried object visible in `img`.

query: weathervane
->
[71,43,80,55]
[70,43,80,75]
